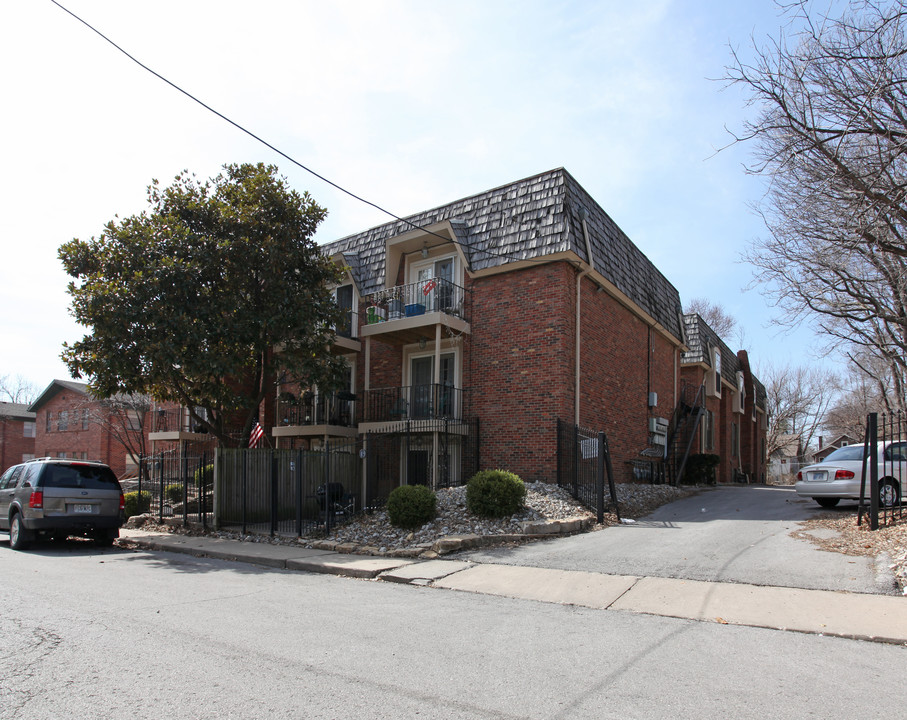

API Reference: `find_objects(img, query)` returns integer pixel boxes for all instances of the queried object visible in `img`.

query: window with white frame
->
[735,371,746,414]
[409,254,459,314]
[710,348,722,397]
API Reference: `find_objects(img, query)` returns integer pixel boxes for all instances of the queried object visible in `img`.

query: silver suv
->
[0,458,124,550]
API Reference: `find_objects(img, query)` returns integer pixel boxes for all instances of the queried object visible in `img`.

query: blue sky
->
[1,1,824,390]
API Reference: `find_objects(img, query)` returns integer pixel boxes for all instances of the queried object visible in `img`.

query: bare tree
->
[686,297,738,338]
[0,375,38,405]
[79,393,152,478]
[727,1,907,389]
[762,362,839,459]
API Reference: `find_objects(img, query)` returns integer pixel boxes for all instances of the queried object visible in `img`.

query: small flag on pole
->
[249,421,264,448]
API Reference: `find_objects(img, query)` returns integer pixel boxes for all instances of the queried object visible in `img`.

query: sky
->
[0,0,829,395]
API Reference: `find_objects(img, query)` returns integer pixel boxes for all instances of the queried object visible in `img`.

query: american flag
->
[249,421,264,448]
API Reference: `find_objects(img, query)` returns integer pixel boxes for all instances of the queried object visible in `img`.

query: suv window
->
[20,465,42,488]
[0,465,23,490]
[41,464,119,490]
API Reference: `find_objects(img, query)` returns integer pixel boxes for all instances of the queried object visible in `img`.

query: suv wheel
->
[9,514,32,551]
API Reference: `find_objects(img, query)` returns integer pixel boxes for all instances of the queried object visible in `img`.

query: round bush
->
[466,470,526,517]
[164,483,184,504]
[387,484,437,529]
[124,490,151,518]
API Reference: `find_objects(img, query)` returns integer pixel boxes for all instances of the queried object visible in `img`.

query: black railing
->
[858,411,905,530]
[362,385,465,423]
[361,278,470,325]
[214,445,361,536]
[556,419,619,523]
[276,392,356,428]
[136,449,212,529]
[151,408,210,434]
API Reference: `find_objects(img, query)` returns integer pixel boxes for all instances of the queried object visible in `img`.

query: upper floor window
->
[709,348,722,398]
[409,254,459,314]
[23,421,35,438]
[735,371,746,414]
[82,408,90,430]
[46,411,53,432]
[58,410,69,432]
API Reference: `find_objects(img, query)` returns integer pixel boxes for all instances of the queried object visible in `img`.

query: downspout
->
[575,209,594,425]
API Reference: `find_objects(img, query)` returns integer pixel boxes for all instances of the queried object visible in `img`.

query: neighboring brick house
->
[0,402,37,470]
[272,167,763,497]
[29,380,149,478]
[680,314,768,483]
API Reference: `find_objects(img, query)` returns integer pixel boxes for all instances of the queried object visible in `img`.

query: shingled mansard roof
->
[682,313,767,411]
[322,168,684,342]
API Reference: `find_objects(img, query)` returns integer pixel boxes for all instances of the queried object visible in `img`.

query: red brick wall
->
[34,390,141,478]
[0,416,36,471]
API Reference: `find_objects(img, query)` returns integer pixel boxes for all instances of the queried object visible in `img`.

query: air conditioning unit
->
[649,417,668,434]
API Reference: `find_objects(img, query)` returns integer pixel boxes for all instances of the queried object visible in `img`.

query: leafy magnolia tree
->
[60,163,347,447]
[728,1,907,396]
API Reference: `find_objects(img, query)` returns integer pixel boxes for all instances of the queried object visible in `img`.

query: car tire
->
[9,514,32,551]
[815,497,840,509]
[879,480,900,508]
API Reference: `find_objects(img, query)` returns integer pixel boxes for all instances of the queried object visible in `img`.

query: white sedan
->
[795,441,906,509]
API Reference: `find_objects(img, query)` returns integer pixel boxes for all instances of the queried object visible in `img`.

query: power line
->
[49,1,567,267]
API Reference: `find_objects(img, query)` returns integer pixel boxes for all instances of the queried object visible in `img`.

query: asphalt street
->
[1,539,905,719]
[457,485,898,594]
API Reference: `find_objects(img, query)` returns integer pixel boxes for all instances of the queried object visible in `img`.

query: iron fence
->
[136,448,213,528]
[556,419,619,523]
[362,277,470,324]
[362,385,467,423]
[364,418,480,508]
[276,391,356,428]
[858,411,906,530]
[214,443,362,536]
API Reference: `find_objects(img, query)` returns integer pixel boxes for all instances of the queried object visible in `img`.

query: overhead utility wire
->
[51,0,568,267]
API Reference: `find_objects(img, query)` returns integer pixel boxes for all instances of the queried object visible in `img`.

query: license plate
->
[807,471,827,482]
[72,504,94,514]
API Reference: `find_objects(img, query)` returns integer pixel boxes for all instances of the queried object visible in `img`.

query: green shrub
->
[683,454,720,485]
[164,483,184,504]
[466,469,526,517]
[386,484,437,529]
[194,463,214,490]
[124,490,151,518]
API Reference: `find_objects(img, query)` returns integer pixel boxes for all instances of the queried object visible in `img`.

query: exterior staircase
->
[665,382,705,485]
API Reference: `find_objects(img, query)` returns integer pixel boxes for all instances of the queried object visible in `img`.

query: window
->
[334,284,354,338]
[58,410,69,432]
[126,410,142,431]
[82,408,90,430]
[23,421,35,438]
[735,371,746,414]
[410,254,458,313]
[46,411,52,432]
[709,347,722,398]
[21,453,35,463]
[702,409,714,451]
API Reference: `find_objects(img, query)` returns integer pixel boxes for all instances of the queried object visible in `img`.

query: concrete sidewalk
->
[117,529,907,645]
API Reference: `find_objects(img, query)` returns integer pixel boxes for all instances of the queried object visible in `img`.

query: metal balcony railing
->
[151,408,210,434]
[361,278,469,325]
[361,385,466,423]
[276,392,357,428]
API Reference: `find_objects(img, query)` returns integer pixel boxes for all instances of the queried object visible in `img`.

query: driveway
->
[458,485,899,595]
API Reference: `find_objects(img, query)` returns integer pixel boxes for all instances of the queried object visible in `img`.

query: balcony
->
[332,309,361,354]
[149,408,210,442]
[359,384,468,432]
[272,391,358,441]
[360,278,470,346]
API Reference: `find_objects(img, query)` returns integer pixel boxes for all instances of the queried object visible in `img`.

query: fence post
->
[158,451,164,521]
[241,450,247,535]
[869,413,879,531]
[596,432,605,524]
[573,424,579,499]
[200,451,207,529]
[296,447,303,537]
[270,452,278,536]
[182,451,189,528]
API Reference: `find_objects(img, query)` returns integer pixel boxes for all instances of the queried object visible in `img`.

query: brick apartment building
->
[28,380,150,478]
[680,314,767,484]
[269,167,767,496]
[0,402,36,469]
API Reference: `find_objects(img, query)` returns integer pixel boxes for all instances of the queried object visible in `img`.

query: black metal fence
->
[556,419,619,523]
[364,418,480,508]
[136,448,213,528]
[858,411,906,530]
[214,443,362,536]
